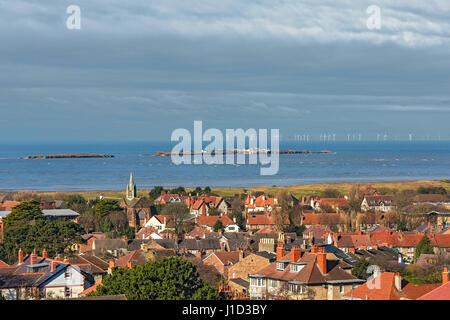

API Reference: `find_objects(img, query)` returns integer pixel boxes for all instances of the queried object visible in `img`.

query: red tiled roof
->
[212,251,240,265]
[0,260,10,268]
[344,272,440,300]
[417,281,450,300]
[302,213,341,225]
[317,198,349,208]
[0,201,21,211]
[197,215,234,227]
[79,282,102,296]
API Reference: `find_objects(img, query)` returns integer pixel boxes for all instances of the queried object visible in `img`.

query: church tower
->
[126,172,137,201]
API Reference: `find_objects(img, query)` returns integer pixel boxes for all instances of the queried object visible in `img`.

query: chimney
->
[18,248,24,264]
[50,261,57,271]
[316,248,327,274]
[239,250,244,261]
[127,261,132,268]
[394,272,402,291]
[291,246,301,262]
[42,248,48,259]
[109,260,115,268]
[443,267,449,285]
[123,235,127,241]
[30,250,37,265]
[276,241,285,261]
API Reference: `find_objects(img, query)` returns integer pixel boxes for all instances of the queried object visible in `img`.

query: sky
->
[0,0,450,142]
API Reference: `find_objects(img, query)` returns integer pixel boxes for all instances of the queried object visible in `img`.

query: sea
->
[0,141,449,192]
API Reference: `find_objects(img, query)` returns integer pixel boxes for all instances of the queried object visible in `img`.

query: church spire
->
[126,172,136,201]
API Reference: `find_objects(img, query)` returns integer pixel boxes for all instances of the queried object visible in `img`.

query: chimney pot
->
[42,248,48,259]
[18,248,24,264]
[443,267,449,285]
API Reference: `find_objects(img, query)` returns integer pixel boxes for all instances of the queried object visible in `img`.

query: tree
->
[417,186,447,195]
[66,194,87,209]
[1,219,84,263]
[351,258,371,280]
[149,186,165,200]
[91,257,220,300]
[347,184,364,213]
[414,235,434,262]
[94,200,122,218]
[78,208,96,233]
[3,200,43,228]
[203,186,211,194]
[321,188,342,198]
[170,186,186,195]
[207,207,221,216]
[213,220,224,232]
[228,210,245,231]
[161,202,190,237]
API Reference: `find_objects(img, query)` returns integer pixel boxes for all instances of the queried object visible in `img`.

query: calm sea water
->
[0,141,449,191]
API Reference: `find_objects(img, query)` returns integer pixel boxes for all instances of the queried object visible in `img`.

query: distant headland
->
[22,153,114,159]
[152,149,332,156]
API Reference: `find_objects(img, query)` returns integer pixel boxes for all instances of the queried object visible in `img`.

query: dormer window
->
[276,262,287,271]
[290,264,305,273]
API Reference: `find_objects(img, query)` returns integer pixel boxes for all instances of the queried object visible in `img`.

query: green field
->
[24,179,450,200]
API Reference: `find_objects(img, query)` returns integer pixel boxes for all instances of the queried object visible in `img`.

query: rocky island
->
[22,153,114,159]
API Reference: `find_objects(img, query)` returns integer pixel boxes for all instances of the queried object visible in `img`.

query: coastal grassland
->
[11,179,450,200]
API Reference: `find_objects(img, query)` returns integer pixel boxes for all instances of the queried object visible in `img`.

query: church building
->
[120,173,152,228]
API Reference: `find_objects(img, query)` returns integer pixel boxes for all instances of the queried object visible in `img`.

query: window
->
[64,269,71,279]
[250,278,265,287]
[269,279,278,288]
[232,273,236,279]
[289,284,305,294]
[65,287,71,297]
[276,262,287,271]
[340,284,345,294]
[290,264,304,273]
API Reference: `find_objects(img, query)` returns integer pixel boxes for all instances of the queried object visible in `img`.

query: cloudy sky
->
[1,0,449,142]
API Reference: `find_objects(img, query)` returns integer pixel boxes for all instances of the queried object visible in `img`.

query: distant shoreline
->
[1,179,448,199]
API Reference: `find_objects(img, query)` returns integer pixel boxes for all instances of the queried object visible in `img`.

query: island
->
[22,153,115,159]
[152,149,332,156]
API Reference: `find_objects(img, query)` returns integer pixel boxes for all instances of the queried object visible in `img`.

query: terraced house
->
[248,243,364,300]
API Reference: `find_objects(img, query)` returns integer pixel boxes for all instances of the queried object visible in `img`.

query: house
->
[73,233,106,253]
[361,194,395,212]
[417,268,450,300]
[246,212,289,231]
[248,244,364,300]
[413,194,449,207]
[109,243,177,270]
[343,271,441,300]
[202,251,241,277]
[244,194,275,216]
[197,215,239,232]
[0,249,95,300]
[191,196,229,217]
[301,213,342,229]
[227,251,276,281]
[423,211,450,227]
[144,215,174,232]
[178,238,222,256]
[135,226,162,240]
[312,198,349,212]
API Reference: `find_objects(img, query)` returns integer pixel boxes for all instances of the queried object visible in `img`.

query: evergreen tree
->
[351,258,371,280]
[414,235,434,262]
[91,257,220,300]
